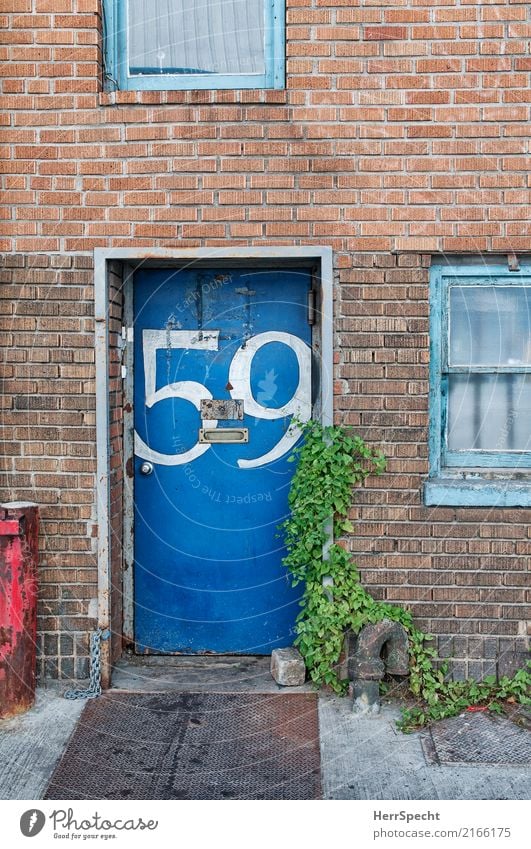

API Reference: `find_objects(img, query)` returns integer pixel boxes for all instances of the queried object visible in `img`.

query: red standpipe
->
[0,502,39,719]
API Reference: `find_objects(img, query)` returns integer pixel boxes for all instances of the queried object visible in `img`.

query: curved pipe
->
[349,619,409,715]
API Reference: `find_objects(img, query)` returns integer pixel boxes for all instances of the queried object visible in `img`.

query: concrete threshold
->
[110,653,315,694]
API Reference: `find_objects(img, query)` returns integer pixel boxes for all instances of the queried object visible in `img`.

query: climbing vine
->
[281,420,531,731]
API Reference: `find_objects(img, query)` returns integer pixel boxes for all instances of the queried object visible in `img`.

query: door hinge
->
[121,365,127,379]
[119,326,134,348]
[308,269,319,325]
[307,288,316,325]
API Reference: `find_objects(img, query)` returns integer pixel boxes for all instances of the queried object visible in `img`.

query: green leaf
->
[280,417,530,729]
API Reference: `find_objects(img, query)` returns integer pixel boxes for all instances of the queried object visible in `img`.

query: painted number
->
[135,329,311,469]
[134,329,219,466]
[228,331,311,469]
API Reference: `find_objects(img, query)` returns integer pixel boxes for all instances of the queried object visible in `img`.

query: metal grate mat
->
[422,711,531,766]
[45,691,321,800]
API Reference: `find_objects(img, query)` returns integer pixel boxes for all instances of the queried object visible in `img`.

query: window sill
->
[424,477,531,507]
[99,90,288,108]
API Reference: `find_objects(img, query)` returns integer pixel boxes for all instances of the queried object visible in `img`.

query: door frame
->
[94,247,333,682]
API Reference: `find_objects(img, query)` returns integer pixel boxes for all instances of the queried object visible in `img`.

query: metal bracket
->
[200,398,244,420]
[507,252,520,272]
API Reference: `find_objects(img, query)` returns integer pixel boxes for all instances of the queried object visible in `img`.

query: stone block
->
[270,647,306,687]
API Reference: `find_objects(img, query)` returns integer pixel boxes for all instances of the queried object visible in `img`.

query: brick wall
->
[2,0,530,254]
[0,253,97,679]
[339,252,530,680]
[1,1,529,678]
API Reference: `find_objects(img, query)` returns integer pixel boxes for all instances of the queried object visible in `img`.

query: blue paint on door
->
[133,266,312,653]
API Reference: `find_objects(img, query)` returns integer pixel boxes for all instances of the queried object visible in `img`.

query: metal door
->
[133,266,313,653]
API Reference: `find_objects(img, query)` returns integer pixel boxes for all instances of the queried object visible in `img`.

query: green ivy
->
[281,419,531,731]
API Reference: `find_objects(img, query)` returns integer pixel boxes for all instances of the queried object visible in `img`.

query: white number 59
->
[134,329,311,469]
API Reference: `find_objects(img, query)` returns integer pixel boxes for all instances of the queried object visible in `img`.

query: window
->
[426,260,531,507]
[103,0,285,90]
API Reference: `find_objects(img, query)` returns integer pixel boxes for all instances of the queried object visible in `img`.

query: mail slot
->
[199,428,249,444]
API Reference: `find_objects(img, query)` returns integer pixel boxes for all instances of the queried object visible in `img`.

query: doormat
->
[45,691,321,800]
[422,711,531,766]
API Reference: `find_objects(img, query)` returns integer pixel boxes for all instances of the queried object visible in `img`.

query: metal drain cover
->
[423,711,531,766]
[45,691,321,800]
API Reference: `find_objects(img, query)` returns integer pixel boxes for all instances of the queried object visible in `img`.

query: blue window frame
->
[426,259,531,507]
[103,0,285,91]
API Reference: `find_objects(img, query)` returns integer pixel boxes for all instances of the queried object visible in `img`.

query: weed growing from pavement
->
[281,419,531,732]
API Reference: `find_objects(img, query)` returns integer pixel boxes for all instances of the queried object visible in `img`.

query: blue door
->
[133,266,313,654]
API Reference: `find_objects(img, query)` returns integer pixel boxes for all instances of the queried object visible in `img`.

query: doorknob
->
[139,462,154,476]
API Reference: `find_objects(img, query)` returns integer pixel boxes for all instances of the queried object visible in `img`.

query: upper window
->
[103,0,285,90]
[426,260,531,506]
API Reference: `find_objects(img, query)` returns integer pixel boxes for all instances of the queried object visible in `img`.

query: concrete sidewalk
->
[0,658,529,801]
[319,696,530,800]
[0,685,84,800]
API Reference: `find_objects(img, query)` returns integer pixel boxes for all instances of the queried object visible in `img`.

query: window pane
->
[128,0,266,75]
[449,286,531,366]
[448,373,531,451]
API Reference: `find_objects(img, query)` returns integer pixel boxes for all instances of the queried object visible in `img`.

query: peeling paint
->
[0,504,39,720]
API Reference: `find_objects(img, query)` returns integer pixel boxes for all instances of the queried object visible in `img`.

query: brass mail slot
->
[199,428,249,444]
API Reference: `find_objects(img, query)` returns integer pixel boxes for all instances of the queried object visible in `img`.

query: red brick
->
[483,106,528,121]
[316,26,360,41]
[416,58,462,74]
[510,24,531,38]
[336,10,381,25]
[412,26,457,40]
[461,24,504,39]
[2,1,32,11]
[467,57,512,72]
[435,8,477,23]
[364,27,407,41]
[388,108,432,121]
